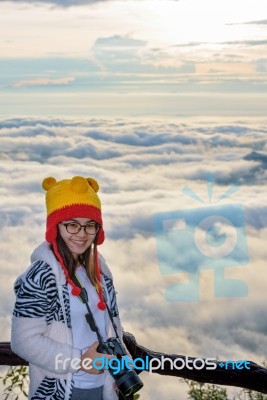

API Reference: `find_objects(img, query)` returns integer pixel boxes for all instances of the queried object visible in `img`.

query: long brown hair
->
[55,230,101,289]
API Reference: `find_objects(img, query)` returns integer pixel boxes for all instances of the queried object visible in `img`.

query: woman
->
[11,176,126,400]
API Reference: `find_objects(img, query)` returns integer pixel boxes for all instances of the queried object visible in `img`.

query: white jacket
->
[11,241,122,400]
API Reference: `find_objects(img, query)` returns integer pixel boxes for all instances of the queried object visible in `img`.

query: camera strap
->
[72,272,120,340]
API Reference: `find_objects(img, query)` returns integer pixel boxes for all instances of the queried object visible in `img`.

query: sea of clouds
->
[0,116,266,399]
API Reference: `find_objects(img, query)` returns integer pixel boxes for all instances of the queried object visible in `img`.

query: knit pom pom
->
[97,300,106,310]
[71,286,81,296]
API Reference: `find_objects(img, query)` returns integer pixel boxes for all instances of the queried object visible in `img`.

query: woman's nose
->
[76,227,88,237]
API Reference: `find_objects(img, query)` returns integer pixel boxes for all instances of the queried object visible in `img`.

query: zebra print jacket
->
[11,241,123,400]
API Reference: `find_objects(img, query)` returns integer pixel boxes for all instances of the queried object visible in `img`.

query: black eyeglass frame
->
[59,221,100,235]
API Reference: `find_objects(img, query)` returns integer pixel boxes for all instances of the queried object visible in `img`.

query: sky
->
[0,0,267,117]
[0,1,267,399]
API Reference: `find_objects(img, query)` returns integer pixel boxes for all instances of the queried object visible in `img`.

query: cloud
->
[244,151,267,165]
[90,35,198,78]
[172,38,267,53]
[94,35,146,48]
[174,41,208,47]
[0,0,175,6]
[228,19,267,25]
[223,40,267,46]
[1,116,266,399]
[243,19,267,25]
[0,0,108,6]
[12,76,75,88]
[177,62,196,73]
[256,59,267,73]
[0,117,81,129]
[173,39,267,48]
[85,128,197,147]
[1,44,267,103]
[105,231,267,363]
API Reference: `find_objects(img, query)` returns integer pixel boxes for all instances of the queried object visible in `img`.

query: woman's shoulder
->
[14,260,55,293]
[14,242,64,291]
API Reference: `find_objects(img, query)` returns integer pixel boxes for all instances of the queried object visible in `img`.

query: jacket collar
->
[31,241,66,285]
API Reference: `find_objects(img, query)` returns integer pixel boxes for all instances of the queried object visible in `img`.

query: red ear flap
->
[86,177,99,193]
[46,225,57,243]
[42,177,57,191]
[97,227,105,245]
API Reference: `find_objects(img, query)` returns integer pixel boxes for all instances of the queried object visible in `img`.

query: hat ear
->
[42,177,57,191]
[70,176,88,194]
[87,177,99,193]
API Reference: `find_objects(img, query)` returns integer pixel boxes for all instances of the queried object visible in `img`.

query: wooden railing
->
[1,332,267,394]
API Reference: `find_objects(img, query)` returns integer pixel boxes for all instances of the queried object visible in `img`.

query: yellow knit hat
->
[42,176,106,309]
[42,176,104,245]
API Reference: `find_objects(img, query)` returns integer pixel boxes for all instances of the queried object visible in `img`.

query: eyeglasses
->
[60,221,100,235]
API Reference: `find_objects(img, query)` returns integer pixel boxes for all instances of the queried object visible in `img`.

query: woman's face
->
[58,217,97,260]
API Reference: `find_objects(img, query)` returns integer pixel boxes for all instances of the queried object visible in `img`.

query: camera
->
[97,337,143,398]
[76,284,144,398]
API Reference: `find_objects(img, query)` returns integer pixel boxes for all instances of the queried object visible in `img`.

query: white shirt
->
[69,265,109,389]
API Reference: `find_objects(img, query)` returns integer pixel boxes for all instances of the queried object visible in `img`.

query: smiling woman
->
[10,175,143,400]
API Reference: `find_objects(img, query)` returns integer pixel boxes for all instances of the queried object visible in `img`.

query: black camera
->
[97,337,143,398]
[76,285,143,399]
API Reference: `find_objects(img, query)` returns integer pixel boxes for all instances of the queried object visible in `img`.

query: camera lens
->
[111,368,143,398]
[97,339,143,397]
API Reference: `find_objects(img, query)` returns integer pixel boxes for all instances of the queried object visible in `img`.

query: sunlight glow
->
[146,0,267,45]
